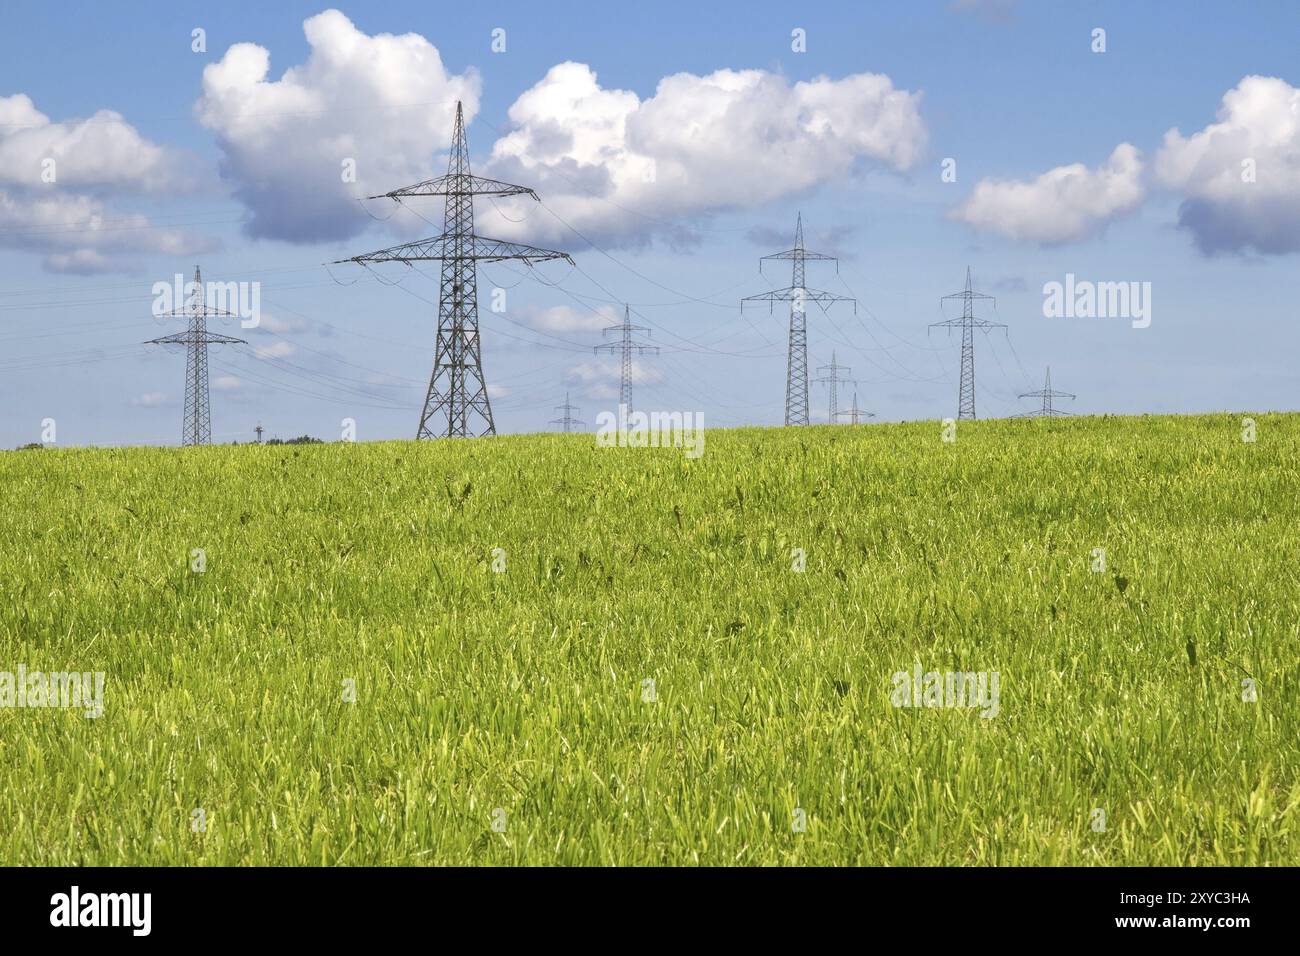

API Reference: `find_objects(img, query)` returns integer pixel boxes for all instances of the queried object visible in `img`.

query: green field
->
[1,412,1296,865]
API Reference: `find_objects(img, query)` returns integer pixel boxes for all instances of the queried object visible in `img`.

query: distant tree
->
[15,442,42,451]
[266,435,323,446]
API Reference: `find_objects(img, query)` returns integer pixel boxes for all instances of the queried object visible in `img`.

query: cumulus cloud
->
[482,62,926,246]
[0,189,215,274]
[130,391,170,408]
[564,358,663,401]
[949,143,1145,244]
[518,303,617,334]
[1155,75,1300,255]
[211,375,243,392]
[195,9,480,243]
[0,93,190,193]
[0,95,212,273]
[193,14,924,248]
[252,341,296,360]
[256,312,312,334]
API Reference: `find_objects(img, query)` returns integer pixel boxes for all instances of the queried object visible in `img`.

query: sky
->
[1,0,1298,446]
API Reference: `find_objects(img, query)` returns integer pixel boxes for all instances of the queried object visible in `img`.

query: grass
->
[0,412,1297,865]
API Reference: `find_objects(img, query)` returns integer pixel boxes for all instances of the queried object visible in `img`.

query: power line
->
[594,305,658,414]
[929,267,1005,421]
[549,391,584,432]
[814,350,855,424]
[835,390,875,425]
[332,101,573,439]
[742,213,855,426]
[143,265,245,446]
[1016,366,1077,418]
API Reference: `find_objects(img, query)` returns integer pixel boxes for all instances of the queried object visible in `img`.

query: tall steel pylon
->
[594,305,657,414]
[550,391,584,432]
[814,350,855,423]
[743,213,854,426]
[334,101,573,438]
[835,390,875,425]
[145,265,244,446]
[930,267,1004,421]
[1016,366,1076,418]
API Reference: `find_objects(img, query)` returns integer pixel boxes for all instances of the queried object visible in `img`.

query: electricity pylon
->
[145,265,244,446]
[814,350,855,423]
[1016,366,1076,417]
[550,391,584,432]
[930,267,1004,421]
[334,101,572,439]
[594,305,657,414]
[835,390,875,425]
[743,213,854,426]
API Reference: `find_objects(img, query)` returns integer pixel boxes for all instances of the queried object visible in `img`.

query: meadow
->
[0,412,1296,865]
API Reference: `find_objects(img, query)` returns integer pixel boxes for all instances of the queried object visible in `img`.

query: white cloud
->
[130,391,169,408]
[482,62,927,246]
[1155,75,1300,255]
[0,188,215,274]
[257,312,311,334]
[252,341,296,360]
[193,15,923,248]
[0,95,212,273]
[195,9,480,242]
[949,144,1145,244]
[0,93,189,193]
[564,358,664,401]
[519,303,616,334]
[211,375,243,391]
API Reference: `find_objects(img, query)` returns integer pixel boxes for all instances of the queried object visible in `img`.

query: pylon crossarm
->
[761,248,837,263]
[941,290,996,303]
[335,234,572,266]
[594,343,657,355]
[155,307,240,319]
[146,332,246,346]
[742,287,853,307]
[930,317,1007,330]
[369,174,539,201]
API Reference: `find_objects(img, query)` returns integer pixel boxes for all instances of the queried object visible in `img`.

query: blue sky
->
[1,0,1298,445]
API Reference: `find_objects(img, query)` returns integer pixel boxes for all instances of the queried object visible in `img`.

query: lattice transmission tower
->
[550,392,584,432]
[594,305,657,414]
[743,213,854,426]
[835,391,875,425]
[1016,367,1076,418]
[814,350,855,423]
[334,101,573,439]
[930,267,1004,421]
[145,265,245,446]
